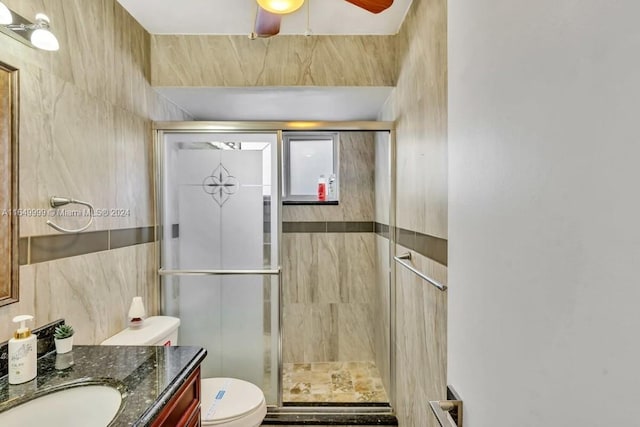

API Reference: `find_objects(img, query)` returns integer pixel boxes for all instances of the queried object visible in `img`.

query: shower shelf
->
[283,200,339,206]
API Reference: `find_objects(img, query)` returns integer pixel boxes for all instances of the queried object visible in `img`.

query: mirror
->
[0,61,18,306]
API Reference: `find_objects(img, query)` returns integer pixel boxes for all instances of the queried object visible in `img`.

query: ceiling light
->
[257,0,305,15]
[29,14,59,51]
[0,2,12,25]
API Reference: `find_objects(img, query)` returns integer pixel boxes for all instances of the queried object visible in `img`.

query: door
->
[158,131,280,405]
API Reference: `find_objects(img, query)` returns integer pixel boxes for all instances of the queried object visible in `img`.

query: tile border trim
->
[19,226,155,266]
[282,221,375,233]
[17,222,447,266]
[375,222,448,266]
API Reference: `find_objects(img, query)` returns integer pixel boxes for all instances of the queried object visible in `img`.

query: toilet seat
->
[200,378,267,426]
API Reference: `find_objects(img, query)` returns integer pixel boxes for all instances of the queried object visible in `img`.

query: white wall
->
[448,1,640,426]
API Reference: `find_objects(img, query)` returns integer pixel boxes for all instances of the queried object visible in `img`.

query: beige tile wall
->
[152,35,397,87]
[374,128,392,396]
[283,131,375,222]
[374,234,391,398]
[394,245,447,427]
[282,132,377,363]
[381,0,449,425]
[0,0,189,343]
[281,233,376,363]
[391,0,448,240]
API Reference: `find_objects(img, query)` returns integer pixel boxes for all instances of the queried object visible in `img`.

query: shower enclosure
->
[155,122,395,410]
[157,130,281,404]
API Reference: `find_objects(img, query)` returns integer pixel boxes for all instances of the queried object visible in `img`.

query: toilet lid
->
[201,378,265,424]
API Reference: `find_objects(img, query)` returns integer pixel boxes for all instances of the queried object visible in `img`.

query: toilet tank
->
[101,316,180,346]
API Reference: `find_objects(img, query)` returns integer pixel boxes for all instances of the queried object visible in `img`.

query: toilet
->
[101,316,267,427]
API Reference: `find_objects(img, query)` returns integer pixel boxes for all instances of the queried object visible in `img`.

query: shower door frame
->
[153,121,396,411]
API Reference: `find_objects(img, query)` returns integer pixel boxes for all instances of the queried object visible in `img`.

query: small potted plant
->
[54,324,75,354]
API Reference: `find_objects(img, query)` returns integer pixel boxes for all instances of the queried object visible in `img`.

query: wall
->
[282,131,376,364]
[152,35,397,87]
[374,131,391,395]
[379,0,448,425]
[449,0,640,425]
[0,0,189,343]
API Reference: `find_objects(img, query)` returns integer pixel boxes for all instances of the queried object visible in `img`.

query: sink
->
[0,384,123,426]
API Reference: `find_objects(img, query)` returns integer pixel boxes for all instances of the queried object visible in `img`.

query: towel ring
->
[46,196,94,233]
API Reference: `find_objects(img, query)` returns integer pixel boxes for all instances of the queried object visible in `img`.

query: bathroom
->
[0,0,443,425]
[2,0,639,426]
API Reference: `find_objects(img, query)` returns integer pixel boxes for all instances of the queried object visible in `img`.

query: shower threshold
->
[265,405,397,426]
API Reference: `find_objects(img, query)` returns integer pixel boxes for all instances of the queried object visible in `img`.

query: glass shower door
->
[159,132,280,405]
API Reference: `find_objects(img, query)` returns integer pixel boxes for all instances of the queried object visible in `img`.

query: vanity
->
[0,343,207,426]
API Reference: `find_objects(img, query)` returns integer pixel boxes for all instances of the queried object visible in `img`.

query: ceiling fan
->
[251,0,394,38]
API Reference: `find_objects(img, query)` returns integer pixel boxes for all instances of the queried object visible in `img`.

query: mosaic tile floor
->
[283,361,389,403]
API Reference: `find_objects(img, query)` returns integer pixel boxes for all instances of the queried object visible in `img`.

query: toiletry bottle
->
[317,175,327,201]
[328,174,336,200]
[9,315,37,384]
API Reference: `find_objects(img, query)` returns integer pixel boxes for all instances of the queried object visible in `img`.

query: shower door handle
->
[159,268,281,276]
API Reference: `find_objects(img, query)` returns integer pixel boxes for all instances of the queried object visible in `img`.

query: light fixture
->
[29,14,59,51]
[256,0,305,15]
[1,8,59,51]
[0,2,12,25]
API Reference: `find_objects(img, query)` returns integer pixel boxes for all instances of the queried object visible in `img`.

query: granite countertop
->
[0,345,207,426]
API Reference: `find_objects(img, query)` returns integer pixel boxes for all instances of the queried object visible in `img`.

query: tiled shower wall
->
[0,0,190,343]
[380,0,448,425]
[282,132,378,363]
[374,131,392,396]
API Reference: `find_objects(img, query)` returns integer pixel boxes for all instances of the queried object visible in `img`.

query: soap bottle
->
[328,174,336,200]
[317,175,327,201]
[9,315,37,385]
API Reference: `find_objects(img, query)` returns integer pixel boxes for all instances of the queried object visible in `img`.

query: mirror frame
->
[0,60,19,307]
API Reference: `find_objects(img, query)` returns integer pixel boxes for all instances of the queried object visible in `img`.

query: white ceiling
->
[116,0,412,35]
[157,87,393,121]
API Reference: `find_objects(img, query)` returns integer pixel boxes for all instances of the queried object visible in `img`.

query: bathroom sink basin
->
[0,384,123,427]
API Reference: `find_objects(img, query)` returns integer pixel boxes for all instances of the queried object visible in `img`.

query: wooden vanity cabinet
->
[152,367,201,427]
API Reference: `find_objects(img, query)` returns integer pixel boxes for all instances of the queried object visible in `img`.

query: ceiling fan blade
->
[345,0,394,14]
[254,6,281,38]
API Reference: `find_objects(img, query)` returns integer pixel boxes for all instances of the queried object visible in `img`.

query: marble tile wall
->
[152,35,397,87]
[282,132,378,364]
[389,0,448,240]
[394,244,447,427]
[374,234,391,400]
[0,244,157,343]
[374,126,392,398]
[375,132,391,225]
[283,232,376,363]
[283,132,375,222]
[0,0,190,343]
[380,0,449,425]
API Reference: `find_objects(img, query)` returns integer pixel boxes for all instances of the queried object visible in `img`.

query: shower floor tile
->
[283,361,388,403]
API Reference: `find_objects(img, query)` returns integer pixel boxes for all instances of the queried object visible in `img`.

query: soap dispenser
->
[9,315,37,384]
